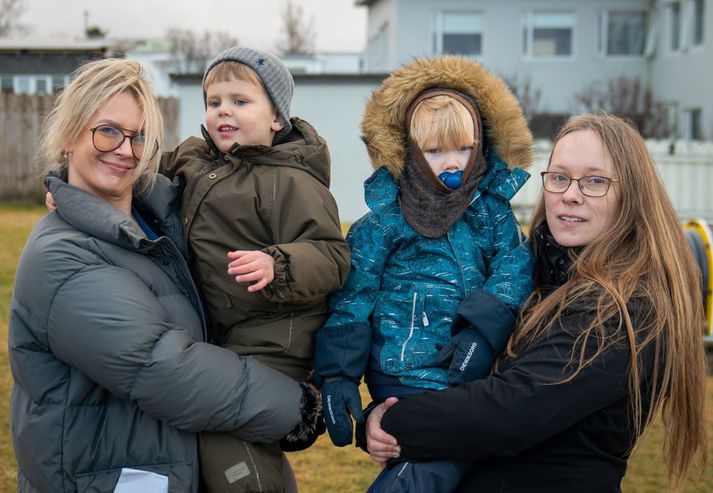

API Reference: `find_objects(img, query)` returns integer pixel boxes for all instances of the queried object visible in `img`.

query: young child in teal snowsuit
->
[314,56,536,492]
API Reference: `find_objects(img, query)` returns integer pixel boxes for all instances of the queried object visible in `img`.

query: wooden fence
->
[0,93,179,202]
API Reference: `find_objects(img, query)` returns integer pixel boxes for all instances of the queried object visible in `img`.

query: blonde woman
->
[9,58,307,492]
[366,113,708,492]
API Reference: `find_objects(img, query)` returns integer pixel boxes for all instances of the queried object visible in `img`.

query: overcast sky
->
[17,0,368,52]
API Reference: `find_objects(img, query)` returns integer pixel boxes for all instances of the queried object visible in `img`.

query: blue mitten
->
[437,327,495,385]
[321,378,364,446]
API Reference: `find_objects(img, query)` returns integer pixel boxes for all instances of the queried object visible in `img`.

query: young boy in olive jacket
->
[160,47,350,493]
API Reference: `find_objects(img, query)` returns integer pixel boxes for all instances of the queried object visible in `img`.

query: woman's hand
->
[46,191,57,213]
[227,250,275,292]
[367,397,401,463]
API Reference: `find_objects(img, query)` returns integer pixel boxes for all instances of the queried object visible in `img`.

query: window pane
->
[533,12,573,29]
[443,12,481,33]
[533,28,572,55]
[690,109,702,140]
[1,77,13,92]
[531,12,573,56]
[441,12,482,55]
[15,77,31,94]
[608,12,646,55]
[36,78,48,95]
[693,0,704,45]
[443,34,482,55]
[671,2,681,50]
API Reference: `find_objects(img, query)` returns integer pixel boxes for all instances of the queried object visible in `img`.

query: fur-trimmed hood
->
[362,56,533,177]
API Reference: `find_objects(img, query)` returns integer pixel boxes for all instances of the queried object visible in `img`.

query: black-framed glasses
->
[89,125,157,160]
[541,171,619,197]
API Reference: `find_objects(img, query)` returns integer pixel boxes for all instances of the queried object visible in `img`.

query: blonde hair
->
[203,60,265,93]
[37,58,164,192]
[508,113,708,490]
[409,95,475,151]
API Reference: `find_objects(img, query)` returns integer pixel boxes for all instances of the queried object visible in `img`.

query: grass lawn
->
[0,204,711,492]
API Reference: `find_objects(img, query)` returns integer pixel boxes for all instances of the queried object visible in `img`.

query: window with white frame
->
[433,11,482,56]
[35,78,49,95]
[683,108,703,140]
[14,76,32,94]
[692,0,705,45]
[670,1,682,50]
[597,11,647,56]
[12,75,53,95]
[523,11,574,58]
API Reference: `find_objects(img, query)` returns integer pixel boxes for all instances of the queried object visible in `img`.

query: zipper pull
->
[422,312,429,326]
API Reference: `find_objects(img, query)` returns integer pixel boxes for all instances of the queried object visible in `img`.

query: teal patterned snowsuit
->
[315,149,534,397]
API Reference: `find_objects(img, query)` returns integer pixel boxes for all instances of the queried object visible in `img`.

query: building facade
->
[357,0,712,140]
[0,39,113,95]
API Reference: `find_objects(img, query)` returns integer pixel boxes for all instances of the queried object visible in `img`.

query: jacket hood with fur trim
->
[361,56,533,178]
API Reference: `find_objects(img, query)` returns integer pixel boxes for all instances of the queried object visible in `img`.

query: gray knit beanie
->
[203,46,294,143]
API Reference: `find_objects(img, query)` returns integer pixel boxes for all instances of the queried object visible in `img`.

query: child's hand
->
[227,250,275,292]
[46,191,57,213]
[321,378,363,447]
[436,326,494,385]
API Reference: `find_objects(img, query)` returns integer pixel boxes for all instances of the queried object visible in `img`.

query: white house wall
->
[176,83,205,143]
[291,77,384,222]
[384,0,650,114]
[649,0,713,139]
[365,0,398,70]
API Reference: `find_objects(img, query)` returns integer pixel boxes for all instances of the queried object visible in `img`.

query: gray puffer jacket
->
[9,173,301,493]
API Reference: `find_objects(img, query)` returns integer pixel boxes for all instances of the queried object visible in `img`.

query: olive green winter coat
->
[161,118,350,379]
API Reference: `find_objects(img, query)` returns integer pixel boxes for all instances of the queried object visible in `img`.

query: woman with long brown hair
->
[365,113,708,492]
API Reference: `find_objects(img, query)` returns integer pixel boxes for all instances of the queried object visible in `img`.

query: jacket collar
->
[532,221,575,291]
[199,117,332,188]
[45,171,185,254]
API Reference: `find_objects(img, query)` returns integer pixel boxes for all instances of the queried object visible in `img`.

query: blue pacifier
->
[438,170,463,190]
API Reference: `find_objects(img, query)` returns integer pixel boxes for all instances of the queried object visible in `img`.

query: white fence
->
[511,140,713,225]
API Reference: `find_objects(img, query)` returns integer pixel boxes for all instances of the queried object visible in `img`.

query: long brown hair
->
[507,113,707,490]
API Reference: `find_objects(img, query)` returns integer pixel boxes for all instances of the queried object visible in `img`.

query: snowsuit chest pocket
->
[373,290,427,375]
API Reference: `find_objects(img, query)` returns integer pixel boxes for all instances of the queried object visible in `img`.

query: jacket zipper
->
[447,231,468,296]
[400,292,418,361]
[162,238,209,342]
